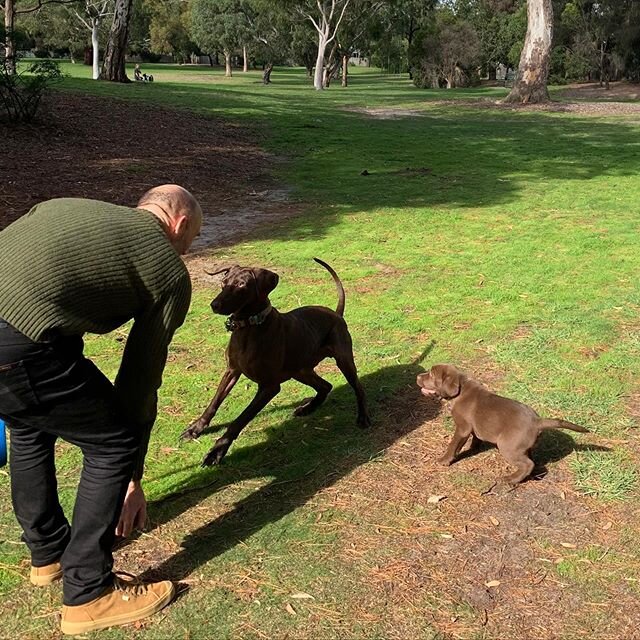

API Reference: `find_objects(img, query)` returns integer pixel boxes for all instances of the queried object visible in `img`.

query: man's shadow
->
[137,345,439,582]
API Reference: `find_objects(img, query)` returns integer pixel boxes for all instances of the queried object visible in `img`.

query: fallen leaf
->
[560,491,566,500]
[285,603,297,616]
[560,542,577,549]
[489,516,500,526]
[602,521,613,531]
[440,534,454,539]
[427,495,447,504]
[485,580,501,588]
[291,592,314,600]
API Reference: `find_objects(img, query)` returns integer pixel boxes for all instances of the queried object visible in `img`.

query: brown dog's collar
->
[225,305,273,332]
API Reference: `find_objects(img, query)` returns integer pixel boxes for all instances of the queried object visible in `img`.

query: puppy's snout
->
[210,299,221,313]
[417,372,438,397]
[416,372,430,386]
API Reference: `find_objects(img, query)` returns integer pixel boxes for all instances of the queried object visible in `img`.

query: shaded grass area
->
[2,65,640,638]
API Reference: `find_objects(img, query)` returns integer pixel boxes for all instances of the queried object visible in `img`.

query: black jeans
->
[0,319,140,606]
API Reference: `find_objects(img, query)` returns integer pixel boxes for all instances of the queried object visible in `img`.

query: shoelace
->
[113,571,150,598]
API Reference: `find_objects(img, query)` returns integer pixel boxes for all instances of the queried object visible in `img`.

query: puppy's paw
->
[500,474,524,487]
[437,455,454,467]
[180,420,206,442]
[201,438,230,467]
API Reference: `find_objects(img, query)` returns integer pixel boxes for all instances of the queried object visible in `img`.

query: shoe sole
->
[60,583,175,635]
[30,569,63,587]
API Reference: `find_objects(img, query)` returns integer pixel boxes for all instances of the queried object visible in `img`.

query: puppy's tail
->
[314,257,345,317]
[539,419,589,433]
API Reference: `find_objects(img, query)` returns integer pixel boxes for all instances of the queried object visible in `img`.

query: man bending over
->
[0,185,202,634]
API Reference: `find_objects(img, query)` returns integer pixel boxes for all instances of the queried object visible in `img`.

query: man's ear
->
[253,268,279,298]
[172,214,189,239]
[437,366,461,399]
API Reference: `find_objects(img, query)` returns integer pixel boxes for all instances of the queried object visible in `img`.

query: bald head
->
[137,184,202,254]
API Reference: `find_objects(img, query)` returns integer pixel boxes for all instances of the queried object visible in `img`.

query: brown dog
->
[416,364,588,484]
[182,258,371,466]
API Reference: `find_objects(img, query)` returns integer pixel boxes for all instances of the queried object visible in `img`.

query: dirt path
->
[0,92,300,271]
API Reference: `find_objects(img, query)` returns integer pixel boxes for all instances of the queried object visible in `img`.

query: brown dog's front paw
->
[357,413,372,429]
[437,455,454,467]
[201,438,230,467]
[180,420,206,441]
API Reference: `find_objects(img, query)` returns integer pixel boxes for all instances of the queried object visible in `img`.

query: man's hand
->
[116,480,147,538]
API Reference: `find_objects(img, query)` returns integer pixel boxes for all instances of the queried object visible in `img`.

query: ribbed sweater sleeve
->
[114,271,192,480]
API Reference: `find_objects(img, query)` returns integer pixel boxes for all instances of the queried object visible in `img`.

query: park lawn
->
[2,64,640,638]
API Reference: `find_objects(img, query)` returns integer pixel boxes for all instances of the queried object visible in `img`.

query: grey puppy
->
[416,364,588,484]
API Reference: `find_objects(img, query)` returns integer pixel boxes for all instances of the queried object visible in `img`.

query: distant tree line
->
[2,0,640,101]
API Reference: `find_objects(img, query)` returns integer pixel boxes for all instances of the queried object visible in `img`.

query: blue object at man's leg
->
[0,418,6,466]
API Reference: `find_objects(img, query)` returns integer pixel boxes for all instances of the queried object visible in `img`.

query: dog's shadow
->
[531,429,611,480]
[133,346,440,582]
[453,428,611,481]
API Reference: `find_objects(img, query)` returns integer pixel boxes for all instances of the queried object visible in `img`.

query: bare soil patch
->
[0,92,300,262]
[329,387,640,640]
[349,86,640,120]
[557,81,640,102]
[433,98,640,116]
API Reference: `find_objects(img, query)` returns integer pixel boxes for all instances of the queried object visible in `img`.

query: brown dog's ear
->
[204,265,238,277]
[253,268,279,299]
[436,365,462,399]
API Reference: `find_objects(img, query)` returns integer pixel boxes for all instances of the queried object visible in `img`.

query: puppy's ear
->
[437,366,462,399]
[253,268,279,298]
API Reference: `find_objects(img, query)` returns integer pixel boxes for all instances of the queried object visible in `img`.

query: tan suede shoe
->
[30,561,63,586]
[60,573,175,635]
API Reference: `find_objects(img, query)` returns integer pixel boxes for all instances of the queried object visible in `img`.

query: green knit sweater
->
[0,198,192,479]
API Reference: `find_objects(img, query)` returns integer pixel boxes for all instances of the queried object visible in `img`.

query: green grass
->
[2,63,640,638]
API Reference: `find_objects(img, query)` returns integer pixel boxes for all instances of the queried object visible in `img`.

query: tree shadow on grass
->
[136,348,439,582]
[57,75,640,243]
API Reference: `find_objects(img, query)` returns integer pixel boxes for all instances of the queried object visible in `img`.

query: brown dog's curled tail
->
[313,258,345,317]
[539,419,589,433]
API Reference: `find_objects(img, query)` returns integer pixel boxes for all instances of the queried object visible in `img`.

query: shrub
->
[0,59,63,123]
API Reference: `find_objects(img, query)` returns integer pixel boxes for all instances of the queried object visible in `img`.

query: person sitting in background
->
[134,64,153,82]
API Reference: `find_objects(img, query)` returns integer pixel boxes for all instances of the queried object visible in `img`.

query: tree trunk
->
[323,41,338,88]
[262,62,274,84]
[314,33,327,91]
[224,50,232,77]
[101,0,133,82]
[4,0,16,75]
[341,53,348,87]
[599,41,605,87]
[91,18,100,80]
[504,0,553,104]
[243,45,248,72]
